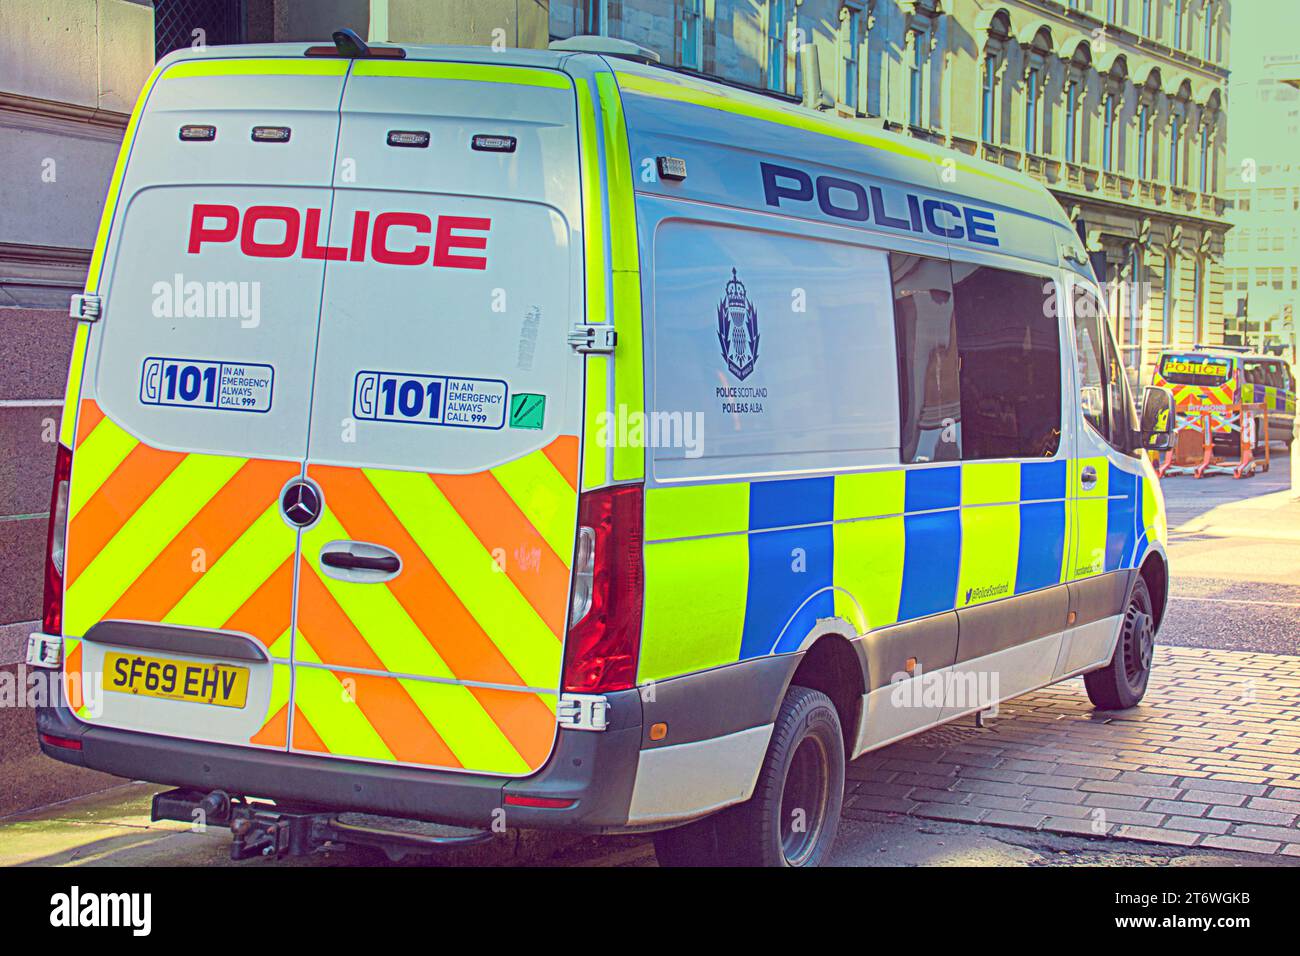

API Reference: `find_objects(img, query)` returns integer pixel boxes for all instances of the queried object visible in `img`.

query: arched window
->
[1199,123,1211,192]
[1022,27,1052,156]
[1103,94,1116,171]
[1137,104,1150,177]
[908,29,927,127]
[1203,2,1216,58]
[1065,79,1081,163]
[1169,120,1182,186]
[980,12,1011,145]
[1062,41,1091,165]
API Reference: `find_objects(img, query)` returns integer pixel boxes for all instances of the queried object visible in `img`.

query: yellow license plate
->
[104,652,249,708]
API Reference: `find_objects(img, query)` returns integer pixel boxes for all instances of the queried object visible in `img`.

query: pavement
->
[3,448,1299,867]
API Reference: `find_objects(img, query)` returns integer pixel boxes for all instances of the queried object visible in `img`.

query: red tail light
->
[502,794,576,809]
[42,442,72,636]
[562,484,644,694]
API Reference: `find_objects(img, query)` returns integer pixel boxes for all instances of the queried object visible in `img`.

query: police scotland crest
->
[717,268,760,381]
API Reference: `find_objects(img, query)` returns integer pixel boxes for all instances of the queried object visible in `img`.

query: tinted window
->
[891,253,961,463]
[1074,285,1138,454]
[950,265,1062,459]
[1075,296,1109,441]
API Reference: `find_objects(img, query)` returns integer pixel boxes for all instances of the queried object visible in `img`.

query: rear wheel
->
[1084,577,1156,710]
[652,686,845,867]
[718,685,844,867]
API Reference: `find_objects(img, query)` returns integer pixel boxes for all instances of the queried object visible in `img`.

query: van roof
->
[155,41,1079,254]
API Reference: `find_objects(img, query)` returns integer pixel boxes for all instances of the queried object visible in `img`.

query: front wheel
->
[1084,576,1156,710]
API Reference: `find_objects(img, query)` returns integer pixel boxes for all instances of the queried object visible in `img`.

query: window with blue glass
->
[1025,69,1039,154]
[1065,81,1079,162]
[767,0,786,92]
[909,31,926,127]
[1137,105,1149,178]
[982,53,997,142]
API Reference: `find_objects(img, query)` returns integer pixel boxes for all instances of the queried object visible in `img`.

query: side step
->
[151,788,493,862]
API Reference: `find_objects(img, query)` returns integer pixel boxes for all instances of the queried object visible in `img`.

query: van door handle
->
[321,551,398,573]
[1080,465,1098,487]
[319,541,401,581]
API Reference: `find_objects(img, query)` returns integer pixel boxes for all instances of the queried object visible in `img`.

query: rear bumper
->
[36,652,796,834]
[36,686,646,834]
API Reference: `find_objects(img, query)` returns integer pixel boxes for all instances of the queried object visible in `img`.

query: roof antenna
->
[333,28,370,58]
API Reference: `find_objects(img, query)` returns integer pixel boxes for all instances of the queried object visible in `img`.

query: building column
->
[375,0,550,49]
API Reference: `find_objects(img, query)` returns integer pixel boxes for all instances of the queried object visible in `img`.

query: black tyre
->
[714,685,844,867]
[1084,577,1156,710]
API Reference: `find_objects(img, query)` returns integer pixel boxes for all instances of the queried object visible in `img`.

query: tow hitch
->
[151,788,493,862]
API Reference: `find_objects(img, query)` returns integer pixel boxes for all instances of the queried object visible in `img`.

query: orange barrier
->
[1157,402,1270,480]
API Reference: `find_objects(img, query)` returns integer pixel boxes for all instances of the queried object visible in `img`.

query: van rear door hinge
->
[567,324,616,354]
[69,293,101,323]
[556,692,609,732]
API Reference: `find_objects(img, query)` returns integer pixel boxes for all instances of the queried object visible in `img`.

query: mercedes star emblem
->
[281,481,321,528]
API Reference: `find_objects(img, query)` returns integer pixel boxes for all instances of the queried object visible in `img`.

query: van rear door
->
[62,58,348,750]
[290,60,584,776]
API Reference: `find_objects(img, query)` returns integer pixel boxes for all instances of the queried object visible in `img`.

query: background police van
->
[32,33,1176,867]
[1153,346,1296,451]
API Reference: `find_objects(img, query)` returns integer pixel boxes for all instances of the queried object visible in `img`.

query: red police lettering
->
[303,208,348,261]
[371,212,432,266]
[187,204,239,253]
[239,205,299,258]
[433,216,490,270]
[186,204,491,268]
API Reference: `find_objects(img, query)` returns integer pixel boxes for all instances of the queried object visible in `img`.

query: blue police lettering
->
[760,162,999,246]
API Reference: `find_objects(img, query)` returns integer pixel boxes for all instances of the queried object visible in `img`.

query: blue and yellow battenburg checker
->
[638,459,1149,683]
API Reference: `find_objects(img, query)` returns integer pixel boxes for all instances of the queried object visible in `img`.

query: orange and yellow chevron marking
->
[103,458,298,633]
[431,470,572,637]
[542,435,580,490]
[295,555,389,672]
[305,467,548,683]
[288,666,458,768]
[289,437,578,774]
[223,557,297,650]
[66,442,186,587]
[63,403,298,644]
[251,705,289,748]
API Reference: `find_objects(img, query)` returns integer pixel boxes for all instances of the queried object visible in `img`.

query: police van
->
[31,33,1177,867]
[1153,346,1296,451]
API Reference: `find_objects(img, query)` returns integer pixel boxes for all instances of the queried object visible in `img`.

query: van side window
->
[891,253,961,463]
[1073,285,1138,455]
[1074,299,1109,441]
[950,264,1062,459]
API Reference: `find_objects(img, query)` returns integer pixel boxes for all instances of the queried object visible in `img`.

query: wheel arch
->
[1138,549,1168,631]
[785,628,866,757]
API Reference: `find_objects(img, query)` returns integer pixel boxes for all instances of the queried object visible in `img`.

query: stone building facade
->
[1221,52,1299,360]
[552,0,1233,386]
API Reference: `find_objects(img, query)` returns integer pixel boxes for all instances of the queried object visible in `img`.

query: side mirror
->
[1140,385,1176,452]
